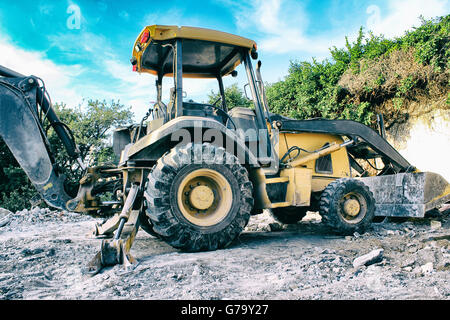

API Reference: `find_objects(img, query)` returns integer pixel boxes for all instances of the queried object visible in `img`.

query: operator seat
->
[227,107,258,142]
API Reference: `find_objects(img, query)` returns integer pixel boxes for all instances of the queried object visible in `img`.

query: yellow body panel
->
[251,167,313,209]
[251,132,352,210]
[142,25,255,48]
[280,167,312,206]
[277,132,350,192]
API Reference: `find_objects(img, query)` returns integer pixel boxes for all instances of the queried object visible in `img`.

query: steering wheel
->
[206,102,237,130]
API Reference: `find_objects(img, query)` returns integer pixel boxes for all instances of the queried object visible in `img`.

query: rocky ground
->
[0,205,449,300]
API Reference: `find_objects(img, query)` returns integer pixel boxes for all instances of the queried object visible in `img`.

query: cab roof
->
[131,25,257,79]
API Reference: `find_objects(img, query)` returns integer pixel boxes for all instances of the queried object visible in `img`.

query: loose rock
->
[0,208,13,227]
[1,208,449,299]
[420,262,434,275]
[353,248,384,268]
[430,220,442,230]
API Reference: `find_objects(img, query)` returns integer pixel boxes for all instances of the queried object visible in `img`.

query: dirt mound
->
[1,207,94,232]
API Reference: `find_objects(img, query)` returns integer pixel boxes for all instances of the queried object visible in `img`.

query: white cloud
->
[47,31,115,60]
[45,31,155,119]
[366,0,450,38]
[227,0,449,58]
[0,32,84,108]
[0,6,226,125]
[0,29,153,120]
[141,8,202,28]
[227,0,350,57]
[47,30,192,119]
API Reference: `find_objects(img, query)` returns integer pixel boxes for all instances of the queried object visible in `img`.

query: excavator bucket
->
[360,172,450,217]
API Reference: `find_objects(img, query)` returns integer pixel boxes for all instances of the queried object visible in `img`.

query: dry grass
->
[338,48,449,128]
[339,48,447,100]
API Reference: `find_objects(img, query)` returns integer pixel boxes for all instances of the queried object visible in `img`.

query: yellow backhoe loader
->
[0,25,448,275]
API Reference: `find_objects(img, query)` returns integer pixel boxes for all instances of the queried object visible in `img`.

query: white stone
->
[430,220,441,230]
[353,248,384,268]
[420,262,434,274]
[0,208,13,227]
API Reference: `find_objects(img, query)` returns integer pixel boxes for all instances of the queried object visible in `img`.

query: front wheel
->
[319,178,375,235]
[144,143,253,252]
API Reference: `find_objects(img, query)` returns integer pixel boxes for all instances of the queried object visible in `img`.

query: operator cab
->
[127,25,276,172]
[130,25,267,130]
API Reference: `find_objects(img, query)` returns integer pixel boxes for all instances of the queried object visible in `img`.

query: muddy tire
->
[144,143,253,252]
[271,207,308,224]
[138,210,160,238]
[319,178,375,235]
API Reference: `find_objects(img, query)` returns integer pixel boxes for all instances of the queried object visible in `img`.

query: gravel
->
[0,205,449,300]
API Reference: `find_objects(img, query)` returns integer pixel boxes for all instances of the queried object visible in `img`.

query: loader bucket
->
[359,172,450,217]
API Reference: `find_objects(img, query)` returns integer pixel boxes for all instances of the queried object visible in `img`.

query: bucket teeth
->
[82,239,137,276]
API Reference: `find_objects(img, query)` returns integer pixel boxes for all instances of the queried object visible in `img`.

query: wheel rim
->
[338,191,367,224]
[176,168,233,227]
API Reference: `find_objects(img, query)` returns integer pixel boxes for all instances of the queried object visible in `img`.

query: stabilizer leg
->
[93,214,121,238]
[84,184,141,276]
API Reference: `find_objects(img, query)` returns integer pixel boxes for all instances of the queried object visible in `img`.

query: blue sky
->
[0,0,448,120]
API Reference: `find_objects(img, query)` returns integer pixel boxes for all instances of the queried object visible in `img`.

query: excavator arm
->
[0,65,142,275]
[0,65,82,210]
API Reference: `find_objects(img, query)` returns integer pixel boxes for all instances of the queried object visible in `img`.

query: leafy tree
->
[207,83,252,109]
[47,100,133,194]
[0,132,37,211]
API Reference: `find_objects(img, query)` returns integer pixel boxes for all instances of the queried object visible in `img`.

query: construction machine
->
[1,25,449,275]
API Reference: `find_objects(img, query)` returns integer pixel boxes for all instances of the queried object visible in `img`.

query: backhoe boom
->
[0,65,79,209]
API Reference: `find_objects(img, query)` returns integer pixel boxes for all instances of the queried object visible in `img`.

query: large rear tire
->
[144,143,253,252]
[138,210,160,238]
[319,178,375,235]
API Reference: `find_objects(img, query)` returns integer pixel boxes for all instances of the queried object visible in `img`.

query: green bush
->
[401,15,450,70]
[47,100,133,188]
[397,76,417,98]
[265,15,449,126]
[0,166,39,212]
[1,185,38,213]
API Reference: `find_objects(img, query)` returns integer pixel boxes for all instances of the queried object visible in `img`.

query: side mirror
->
[251,49,258,60]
